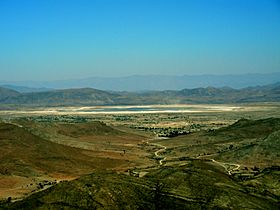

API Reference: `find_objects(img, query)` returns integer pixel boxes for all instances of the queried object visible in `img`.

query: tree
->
[153,181,165,210]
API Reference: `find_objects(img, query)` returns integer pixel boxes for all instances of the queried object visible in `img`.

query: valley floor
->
[0,102,280,209]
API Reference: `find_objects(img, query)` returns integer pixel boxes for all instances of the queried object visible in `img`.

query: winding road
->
[146,140,167,166]
[146,139,241,174]
[197,154,241,175]
[152,143,167,165]
[210,159,240,175]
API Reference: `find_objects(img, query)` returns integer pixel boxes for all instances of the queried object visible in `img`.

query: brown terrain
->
[0,121,150,200]
[0,103,279,209]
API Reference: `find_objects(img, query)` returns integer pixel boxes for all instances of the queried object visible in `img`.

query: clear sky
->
[0,0,280,81]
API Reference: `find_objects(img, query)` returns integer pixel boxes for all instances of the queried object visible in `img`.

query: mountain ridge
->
[1,72,280,91]
[0,82,279,106]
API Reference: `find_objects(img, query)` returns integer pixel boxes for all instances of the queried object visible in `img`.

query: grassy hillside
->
[0,123,124,177]
[3,162,279,210]
[54,121,125,137]
[0,116,279,209]
[211,117,280,140]
[0,120,149,200]
[153,117,280,170]
[17,120,148,160]
[214,125,280,168]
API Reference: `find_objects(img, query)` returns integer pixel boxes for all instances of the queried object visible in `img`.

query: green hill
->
[46,121,125,138]
[3,163,279,210]
[0,123,124,177]
[0,87,20,102]
[215,127,280,168]
[212,117,280,140]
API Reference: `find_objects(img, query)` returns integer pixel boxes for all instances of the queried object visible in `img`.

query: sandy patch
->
[0,104,244,116]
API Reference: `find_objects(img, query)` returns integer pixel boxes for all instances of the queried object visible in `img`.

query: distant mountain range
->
[0,84,52,93]
[1,72,280,91]
[0,82,279,106]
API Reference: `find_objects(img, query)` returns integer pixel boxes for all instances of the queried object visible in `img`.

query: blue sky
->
[0,0,280,81]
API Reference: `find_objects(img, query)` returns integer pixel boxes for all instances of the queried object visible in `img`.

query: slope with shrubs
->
[3,162,279,210]
[211,118,280,167]
[0,123,126,177]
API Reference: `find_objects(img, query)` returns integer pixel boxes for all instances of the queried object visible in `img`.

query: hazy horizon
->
[0,72,280,83]
[1,72,280,92]
[1,0,280,81]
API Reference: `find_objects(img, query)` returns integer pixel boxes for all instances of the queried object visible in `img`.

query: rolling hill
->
[0,122,124,177]
[0,82,280,106]
[1,88,118,106]
[212,118,280,167]
[3,163,279,209]
[0,85,52,93]
[0,87,20,102]
[0,121,148,200]
[0,117,279,209]
[211,117,280,140]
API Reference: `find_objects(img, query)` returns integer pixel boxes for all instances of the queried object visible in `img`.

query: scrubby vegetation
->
[0,107,280,209]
